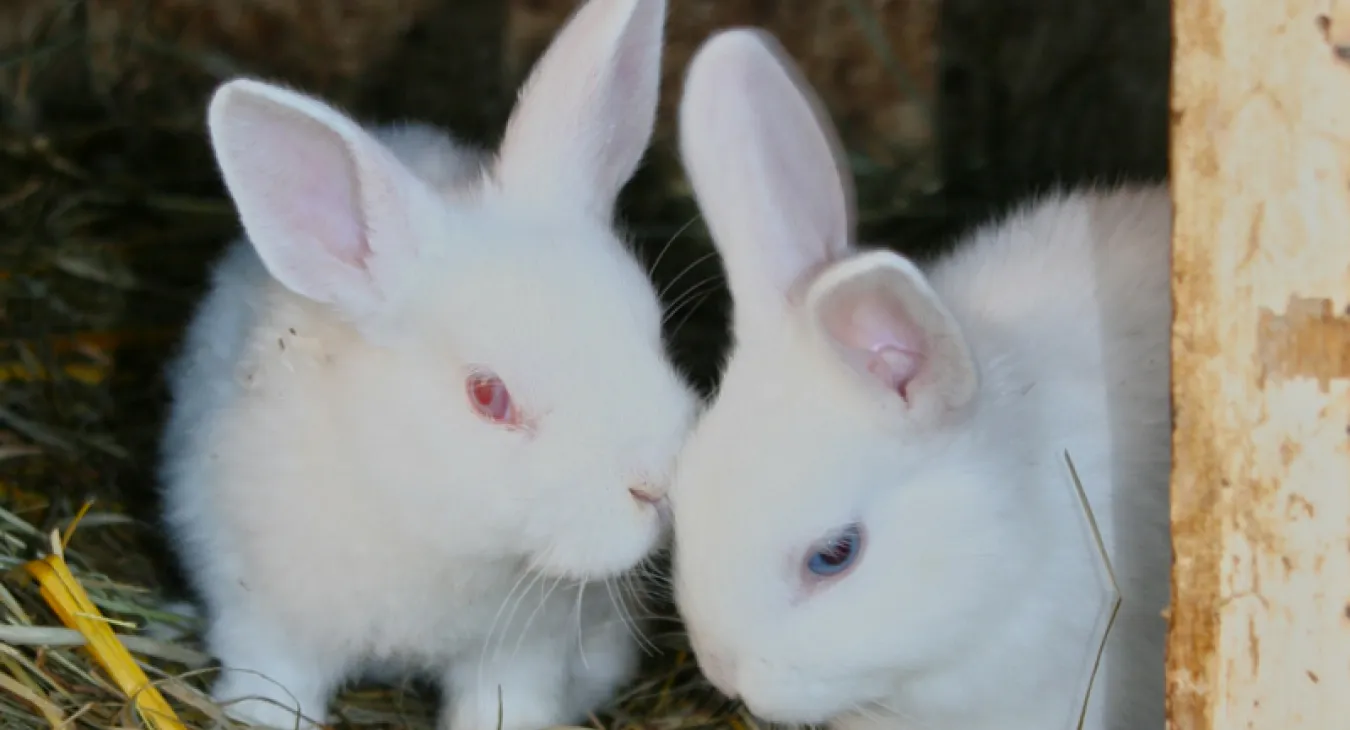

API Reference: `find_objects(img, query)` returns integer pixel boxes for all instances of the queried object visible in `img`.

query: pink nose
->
[629,485,663,504]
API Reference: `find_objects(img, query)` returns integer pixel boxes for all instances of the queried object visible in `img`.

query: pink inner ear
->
[283,178,369,268]
[866,347,924,400]
[260,115,371,269]
[821,292,927,401]
[215,89,383,306]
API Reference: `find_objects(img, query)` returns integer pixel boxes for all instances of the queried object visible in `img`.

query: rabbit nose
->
[628,484,664,504]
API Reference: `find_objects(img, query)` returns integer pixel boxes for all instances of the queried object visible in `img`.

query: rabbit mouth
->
[523,534,660,583]
[717,663,865,727]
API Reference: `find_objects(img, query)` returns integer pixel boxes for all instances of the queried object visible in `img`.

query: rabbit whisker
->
[510,573,568,662]
[604,576,659,657]
[662,272,724,327]
[658,248,720,303]
[645,214,701,279]
[489,554,551,668]
[574,579,590,672]
[477,558,539,690]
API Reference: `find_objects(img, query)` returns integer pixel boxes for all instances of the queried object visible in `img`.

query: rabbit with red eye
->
[669,29,1170,730]
[156,0,698,728]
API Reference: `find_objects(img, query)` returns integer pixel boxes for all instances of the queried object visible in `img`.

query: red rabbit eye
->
[466,370,515,425]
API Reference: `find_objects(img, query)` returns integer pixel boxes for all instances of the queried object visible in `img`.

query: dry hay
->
[0,0,952,727]
[0,500,736,729]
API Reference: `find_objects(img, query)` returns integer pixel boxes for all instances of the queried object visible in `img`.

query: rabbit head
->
[204,0,696,582]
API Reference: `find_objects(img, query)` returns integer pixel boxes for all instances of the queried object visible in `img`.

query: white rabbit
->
[668,28,1171,730]
[156,0,697,728]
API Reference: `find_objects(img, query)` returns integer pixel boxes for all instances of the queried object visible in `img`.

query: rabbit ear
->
[207,78,433,318]
[493,0,666,220]
[805,251,979,421]
[678,28,856,333]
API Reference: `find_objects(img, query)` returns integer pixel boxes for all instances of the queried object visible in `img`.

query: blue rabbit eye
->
[807,523,863,576]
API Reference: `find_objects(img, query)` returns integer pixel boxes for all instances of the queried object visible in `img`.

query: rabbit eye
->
[466,370,515,425]
[806,523,863,578]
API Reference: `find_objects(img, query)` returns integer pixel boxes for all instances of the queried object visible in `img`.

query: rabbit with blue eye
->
[668,28,1171,730]
[156,0,699,728]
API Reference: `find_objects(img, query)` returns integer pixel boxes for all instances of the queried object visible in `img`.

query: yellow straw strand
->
[60,500,95,552]
[24,546,186,730]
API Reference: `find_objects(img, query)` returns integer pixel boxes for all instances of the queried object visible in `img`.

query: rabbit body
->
[161,160,645,730]
[669,29,1171,730]
[157,1,695,728]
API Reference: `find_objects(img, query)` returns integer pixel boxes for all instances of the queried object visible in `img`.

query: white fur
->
[158,1,697,728]
[669,29,1170,730]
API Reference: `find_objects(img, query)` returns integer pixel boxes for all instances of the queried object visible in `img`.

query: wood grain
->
[1168,1,1350,728]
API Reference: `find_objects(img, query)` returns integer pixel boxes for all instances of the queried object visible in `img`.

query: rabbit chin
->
[730,666,880,727]
[522,504,666,582]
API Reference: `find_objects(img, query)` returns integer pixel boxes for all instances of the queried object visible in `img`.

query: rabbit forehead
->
[673,344,886,557]
[386,204,694,457]
[408,205,664,365]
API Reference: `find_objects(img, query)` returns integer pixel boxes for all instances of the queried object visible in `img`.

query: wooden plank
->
[1167,2,1350,729]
